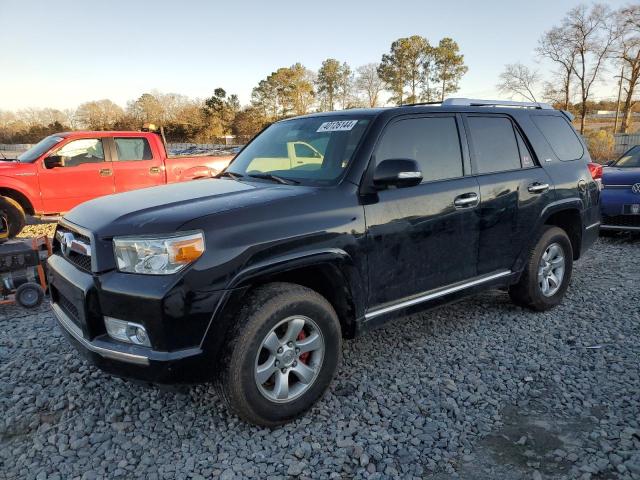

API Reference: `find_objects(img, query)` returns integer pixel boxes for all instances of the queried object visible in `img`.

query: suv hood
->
[602,167,640,186]
[65,179,312,237]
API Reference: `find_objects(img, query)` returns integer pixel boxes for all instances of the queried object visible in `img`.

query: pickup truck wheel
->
[509,226,573,311]
[0,196,26,239]
[217,282,341,426]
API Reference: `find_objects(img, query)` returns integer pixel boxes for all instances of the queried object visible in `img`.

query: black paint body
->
[48,105,600,383]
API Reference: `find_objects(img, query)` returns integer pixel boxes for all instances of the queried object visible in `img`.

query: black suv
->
[48,98,600,426]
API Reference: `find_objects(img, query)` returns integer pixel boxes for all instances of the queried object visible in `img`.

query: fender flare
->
[0,177,38,214]
[512,197,585,274]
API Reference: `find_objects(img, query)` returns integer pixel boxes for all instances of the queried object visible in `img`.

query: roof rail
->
[442,98,553,110]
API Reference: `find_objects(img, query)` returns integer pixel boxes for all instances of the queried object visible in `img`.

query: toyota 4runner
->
[48,98,600,426]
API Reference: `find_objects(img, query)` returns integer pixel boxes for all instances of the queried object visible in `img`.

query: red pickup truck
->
[0,131,233,237]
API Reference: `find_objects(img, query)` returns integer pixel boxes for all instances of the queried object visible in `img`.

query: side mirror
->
[373,159,422,188]
[44,155,64,169]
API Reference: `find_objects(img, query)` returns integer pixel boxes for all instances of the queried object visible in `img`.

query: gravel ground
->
[1,235,639,480]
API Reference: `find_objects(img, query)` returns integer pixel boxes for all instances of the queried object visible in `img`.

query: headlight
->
[113,231,205,275]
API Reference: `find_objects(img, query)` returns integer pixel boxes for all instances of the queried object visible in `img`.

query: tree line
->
[1,3,638,146]
[497,3,639,134]
[0,34,467,144]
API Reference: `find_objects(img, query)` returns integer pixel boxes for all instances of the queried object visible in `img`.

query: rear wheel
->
[509,226,573,311]
[217,282,341,426]
[0,196,26,239]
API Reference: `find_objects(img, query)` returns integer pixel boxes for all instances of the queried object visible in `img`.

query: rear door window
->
[531,115,583,161]
[114,138,153,161]
[375,116,464,182]
[466,116,521,174]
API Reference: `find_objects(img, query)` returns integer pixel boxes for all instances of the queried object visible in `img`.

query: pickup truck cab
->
[48,99,600,426]
[0,131,232,236]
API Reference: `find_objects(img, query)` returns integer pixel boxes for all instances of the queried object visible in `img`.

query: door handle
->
[454,192,479,208]
[99,168,112,177]
[528,182,549,194]
[149,166,161,174]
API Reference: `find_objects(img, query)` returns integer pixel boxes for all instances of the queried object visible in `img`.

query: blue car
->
[601,145,640,233]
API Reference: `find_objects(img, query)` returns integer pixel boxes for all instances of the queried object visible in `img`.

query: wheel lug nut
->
[277,347,283,353]
[295,348,300,354]
[281,368,287,374]
[287,342,293,347]
[293,361,297,367]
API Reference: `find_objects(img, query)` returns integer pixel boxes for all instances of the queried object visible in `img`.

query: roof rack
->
[401,101,444,107]
[442,98,553,110]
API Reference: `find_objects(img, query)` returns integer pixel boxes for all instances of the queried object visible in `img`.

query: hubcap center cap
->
[279,348,296,367]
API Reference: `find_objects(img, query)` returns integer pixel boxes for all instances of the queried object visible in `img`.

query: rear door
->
[37,137,115,213]
[463,114,554,274]
[109,136,165,192]
[364,114,481,307]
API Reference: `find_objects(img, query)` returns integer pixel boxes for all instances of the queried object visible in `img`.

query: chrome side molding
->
[365,270,512,320]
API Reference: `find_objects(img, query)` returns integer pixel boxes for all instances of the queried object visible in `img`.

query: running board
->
[364,270,512,320]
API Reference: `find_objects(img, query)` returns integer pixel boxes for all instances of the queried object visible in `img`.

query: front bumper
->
[48,252,227,383]
[600,187,640,231]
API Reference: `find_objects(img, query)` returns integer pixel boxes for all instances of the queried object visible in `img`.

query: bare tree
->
[537,26,577,110]
[615,4,640,133]
[497,63,541,102]
[355,63,384,107]
[563,4,619,133]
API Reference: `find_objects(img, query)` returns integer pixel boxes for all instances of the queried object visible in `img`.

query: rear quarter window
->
[531,115,584,161]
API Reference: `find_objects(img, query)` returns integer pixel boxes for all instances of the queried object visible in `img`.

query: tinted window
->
[54,139,104,167]
[515,128,535,168]
[531,115,583,161]
[115,138,153,161]
[467,116,521,174]
[615,146,640,168]
[376,116,463,182]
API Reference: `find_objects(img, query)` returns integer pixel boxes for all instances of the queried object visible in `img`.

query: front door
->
[38,137,115,213]
[364,114,481,308]
[109,136,165,192]
[463,114,555,274]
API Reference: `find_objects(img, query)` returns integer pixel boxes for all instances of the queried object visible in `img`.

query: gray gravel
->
[1,235,639,480]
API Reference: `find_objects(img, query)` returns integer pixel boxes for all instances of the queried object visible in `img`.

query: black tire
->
[509,226,573,311]
[0,196,26,239]
[15,282,45,309]
[217,282,342,427]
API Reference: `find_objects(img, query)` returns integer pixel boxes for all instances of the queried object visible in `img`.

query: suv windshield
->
[226,115,372,185]
[614,146,640,168]
[17,135,64,163]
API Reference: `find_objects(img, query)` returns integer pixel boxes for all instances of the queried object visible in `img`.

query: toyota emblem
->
[632,183,640,194]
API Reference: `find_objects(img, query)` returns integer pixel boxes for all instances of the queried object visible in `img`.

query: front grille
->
[54,225,92,272]
[602,215,640,228]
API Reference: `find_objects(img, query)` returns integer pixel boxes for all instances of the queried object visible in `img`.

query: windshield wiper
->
[217,171,243,180]
[247,173,300,185]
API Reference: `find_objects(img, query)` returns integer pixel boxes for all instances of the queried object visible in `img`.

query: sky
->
[0,0,630,111]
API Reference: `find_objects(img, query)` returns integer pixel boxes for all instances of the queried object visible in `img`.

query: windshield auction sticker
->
[317,120,358,132]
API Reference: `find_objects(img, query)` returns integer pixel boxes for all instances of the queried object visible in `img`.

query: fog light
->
[104,317,151,347]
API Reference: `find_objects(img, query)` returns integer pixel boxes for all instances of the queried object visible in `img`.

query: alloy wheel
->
[538,242,565,297]
[254,315,325,403]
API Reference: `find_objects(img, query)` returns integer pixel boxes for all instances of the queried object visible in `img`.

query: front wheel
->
[217,282,342,426]
[0,196,26,239]
[509,226,573,311]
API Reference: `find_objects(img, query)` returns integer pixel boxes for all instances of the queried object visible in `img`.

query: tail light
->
[587,162,603,180]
